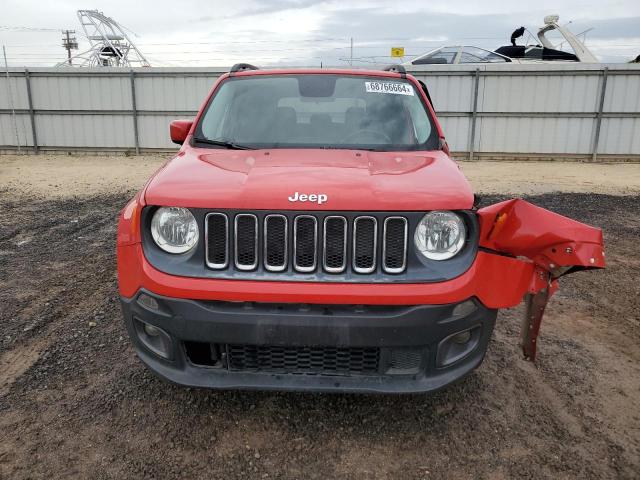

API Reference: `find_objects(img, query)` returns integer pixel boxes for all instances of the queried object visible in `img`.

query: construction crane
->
[56,10,150,67]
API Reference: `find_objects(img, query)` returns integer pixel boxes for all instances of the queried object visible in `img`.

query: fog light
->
[436,325,482,368]
[133,318,173,360]
[451,330,472,344]
[144,324,161,337]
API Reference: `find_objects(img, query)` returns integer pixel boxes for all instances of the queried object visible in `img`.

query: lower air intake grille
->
[226,344,380,376]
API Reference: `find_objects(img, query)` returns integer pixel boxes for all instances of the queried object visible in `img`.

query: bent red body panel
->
[478,199,605,272]
[477,199,605,359]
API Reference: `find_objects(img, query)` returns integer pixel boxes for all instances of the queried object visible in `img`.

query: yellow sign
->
[391,47,405,58]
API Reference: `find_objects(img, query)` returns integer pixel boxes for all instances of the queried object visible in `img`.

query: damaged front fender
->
[477,199,605,361]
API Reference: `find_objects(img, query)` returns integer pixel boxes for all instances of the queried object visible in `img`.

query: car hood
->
[144,148,474,211]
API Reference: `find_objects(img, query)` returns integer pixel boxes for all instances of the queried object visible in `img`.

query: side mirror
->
[170,119,193,145]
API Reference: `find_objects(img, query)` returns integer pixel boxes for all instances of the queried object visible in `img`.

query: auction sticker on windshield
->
[365,81,414,96]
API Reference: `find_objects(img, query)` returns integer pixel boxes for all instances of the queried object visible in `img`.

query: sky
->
[1,0,639,67]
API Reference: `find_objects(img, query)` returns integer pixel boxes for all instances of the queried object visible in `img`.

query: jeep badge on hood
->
[288,192,328,204]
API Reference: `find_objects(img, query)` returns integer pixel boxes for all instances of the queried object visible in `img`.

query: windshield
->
[195,74,438,151]
[412,47,460,64]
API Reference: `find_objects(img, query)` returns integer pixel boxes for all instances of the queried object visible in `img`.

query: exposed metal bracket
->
[521,283,551,361]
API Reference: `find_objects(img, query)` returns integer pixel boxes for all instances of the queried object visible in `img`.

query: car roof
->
[227,68,408,79]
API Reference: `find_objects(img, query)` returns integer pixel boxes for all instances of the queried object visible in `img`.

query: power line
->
[0,25,60,32]
[6,41,640,52]
[135,37,352,45]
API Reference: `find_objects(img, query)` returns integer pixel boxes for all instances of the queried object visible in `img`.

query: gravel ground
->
[0,155,639,479]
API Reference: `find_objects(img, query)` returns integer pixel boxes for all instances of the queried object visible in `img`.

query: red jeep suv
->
[117,64,604,393]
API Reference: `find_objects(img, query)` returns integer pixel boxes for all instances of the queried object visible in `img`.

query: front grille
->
[353,216,377,273]
[205,212,409,275]
[294,216,317,272]
[226,344,380,376]
[234,214,258,270]
[383,217,408,273]
[205,213,228,269]
[264,215,287,271]
[323,216,347,273]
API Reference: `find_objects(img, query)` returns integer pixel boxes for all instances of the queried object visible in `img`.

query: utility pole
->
[61,30,78,65]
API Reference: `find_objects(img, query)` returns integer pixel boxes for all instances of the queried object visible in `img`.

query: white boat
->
[407,15,599,65]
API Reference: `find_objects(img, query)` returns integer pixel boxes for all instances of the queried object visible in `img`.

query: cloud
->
[1,0,640,66]
[570,16,640,39]
[222,0,325,18]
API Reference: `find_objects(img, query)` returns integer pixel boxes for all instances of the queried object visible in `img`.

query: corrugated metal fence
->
[1,64,639,160]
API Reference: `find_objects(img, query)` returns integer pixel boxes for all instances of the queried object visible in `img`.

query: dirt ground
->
[1,154,640,198]
[0,154,639,479]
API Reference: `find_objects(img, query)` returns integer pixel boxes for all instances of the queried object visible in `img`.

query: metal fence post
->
[130,69,140,154]
[3,46,21,153]
[468,69,480,160]
[24,69,38,153]
[591,67,608,162]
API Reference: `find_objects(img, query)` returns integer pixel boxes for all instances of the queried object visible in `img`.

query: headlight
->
[151,207,199,254]
[414,211,466,260]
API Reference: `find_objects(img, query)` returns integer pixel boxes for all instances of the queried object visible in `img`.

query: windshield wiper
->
[192,137,254,150]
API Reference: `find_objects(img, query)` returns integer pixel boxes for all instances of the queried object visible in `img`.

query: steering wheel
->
[342,129,392,143]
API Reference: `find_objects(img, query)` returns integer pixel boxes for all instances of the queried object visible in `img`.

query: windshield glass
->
[195,74,438,151]
[459,46,510,63]
[412,47,460,64]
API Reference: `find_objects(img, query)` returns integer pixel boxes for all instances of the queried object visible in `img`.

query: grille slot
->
[264,215,287,272]
[205,213,229,269]
[226,344,380,376]
[353,216,377,274]
[323,216,347,273]
[234,214,258,270]
[294,215,318,272]
[382,217,408,274]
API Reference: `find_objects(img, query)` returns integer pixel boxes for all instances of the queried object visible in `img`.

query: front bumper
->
[121,290,497,393]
